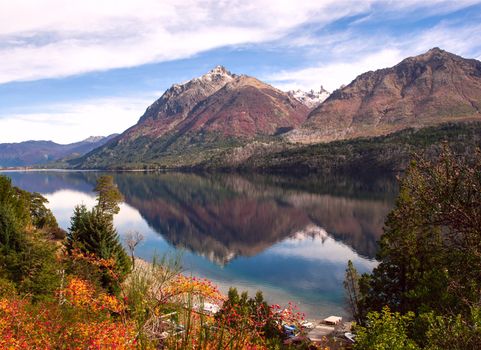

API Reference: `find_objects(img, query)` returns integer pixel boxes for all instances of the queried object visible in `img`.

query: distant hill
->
[71,66,310,169]
[288,48,481,143]
[0,134,118,167]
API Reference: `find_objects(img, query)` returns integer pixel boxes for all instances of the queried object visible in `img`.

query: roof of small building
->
[323,316,342,323]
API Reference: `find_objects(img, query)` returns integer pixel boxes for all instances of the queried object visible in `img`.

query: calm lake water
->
[4,170,397,318]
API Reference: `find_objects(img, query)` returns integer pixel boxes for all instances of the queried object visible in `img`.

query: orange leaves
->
[169,274,224,303]
[1,256,313,349]
[98,293,124,313]
[61,277,95,309]
[60,277,126,314]
[0,277,136,349]
[69,248,117,269]
[0,297,61,349]
[70,320,136,349]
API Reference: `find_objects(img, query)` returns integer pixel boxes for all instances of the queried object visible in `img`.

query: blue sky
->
[1,0,481,143]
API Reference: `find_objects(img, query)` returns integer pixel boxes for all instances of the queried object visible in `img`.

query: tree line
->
[345,145,481,349]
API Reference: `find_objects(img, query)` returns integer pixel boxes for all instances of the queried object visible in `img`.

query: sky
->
[1,0,481,144]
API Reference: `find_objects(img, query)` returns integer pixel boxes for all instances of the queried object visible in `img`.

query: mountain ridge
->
[71,48,481,171]
[287,86,330,109]
[0,134,118,167]
[73,66,310,169]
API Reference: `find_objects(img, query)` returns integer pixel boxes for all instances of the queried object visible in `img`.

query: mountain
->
[73,66,310,169]
[288,48,481,143]
[71,48,481,172]
[0,134,118,167]
[287,86,330,109]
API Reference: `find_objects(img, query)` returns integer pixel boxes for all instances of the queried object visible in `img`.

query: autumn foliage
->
[0,279,136,349]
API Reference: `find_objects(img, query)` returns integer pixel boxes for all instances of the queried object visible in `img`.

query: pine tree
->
[0,175,61,299]
[66,176,130,292]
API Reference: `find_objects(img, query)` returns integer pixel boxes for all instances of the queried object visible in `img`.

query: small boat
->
[344,332,356,343]
[301,321,315,329]
[283,324,298,337]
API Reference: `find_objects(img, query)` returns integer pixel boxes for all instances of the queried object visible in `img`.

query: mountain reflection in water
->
[5,170,396,317]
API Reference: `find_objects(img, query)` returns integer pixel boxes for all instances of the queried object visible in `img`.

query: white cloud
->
[0,0,379,84]
[267,49,404,92]
[0,95,156,143]
[410,21,481,56]
[0,0,478,85]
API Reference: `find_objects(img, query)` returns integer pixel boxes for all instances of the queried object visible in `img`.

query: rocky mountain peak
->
[138,66,236,125]
[78,65,311,167]
[396,47,472,72]
[205,65,233,77]
[427,47,444,54]
[191,65,236,85]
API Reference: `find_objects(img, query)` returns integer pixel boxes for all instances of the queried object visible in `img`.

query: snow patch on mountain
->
[288,86,330,109]
[82,136,106,143]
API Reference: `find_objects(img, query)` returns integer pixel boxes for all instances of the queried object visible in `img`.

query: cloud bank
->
[2,0,479,85]
[0,0,372,83]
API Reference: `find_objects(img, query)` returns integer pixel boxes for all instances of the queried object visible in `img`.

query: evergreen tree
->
[349,146,481,348]
[66,176,130,292]
[29,192,58,229]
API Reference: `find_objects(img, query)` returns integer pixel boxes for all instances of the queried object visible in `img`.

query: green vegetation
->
[234,122,481,175]
[354,307,419,350]
[70,131,251,170]
[346,145,481,349]
[0,175,62,300]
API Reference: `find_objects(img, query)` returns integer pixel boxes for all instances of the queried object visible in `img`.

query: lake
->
[4,170,397,319]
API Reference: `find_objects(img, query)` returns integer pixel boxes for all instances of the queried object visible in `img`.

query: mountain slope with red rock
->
[75,66,309,168]
[288,48,481,143]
